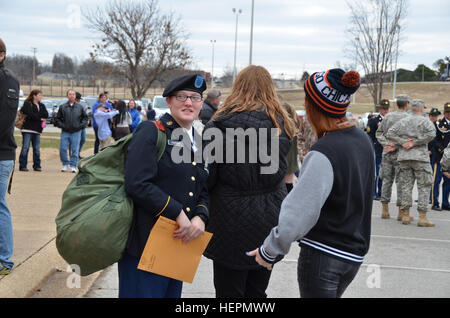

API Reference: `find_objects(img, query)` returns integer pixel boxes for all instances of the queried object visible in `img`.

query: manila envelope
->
[137,216,213,283]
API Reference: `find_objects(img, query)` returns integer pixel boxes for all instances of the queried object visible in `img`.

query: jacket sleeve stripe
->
[156,196,171,217]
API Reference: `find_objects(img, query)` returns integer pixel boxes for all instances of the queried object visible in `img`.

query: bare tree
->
[347,0,408,106]
[84,0,191,99]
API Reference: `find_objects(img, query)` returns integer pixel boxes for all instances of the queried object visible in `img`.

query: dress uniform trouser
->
[374,156,382,197]
[431,161,450,208]
[118,252,183,298]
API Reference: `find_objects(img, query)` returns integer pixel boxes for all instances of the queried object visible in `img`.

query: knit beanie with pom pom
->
[304,68,360,118]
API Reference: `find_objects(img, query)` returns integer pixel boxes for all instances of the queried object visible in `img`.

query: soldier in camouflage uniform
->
[440,143,450,181]
[386,99,436,227]
[297,117,317,163]
[376,95,410,220]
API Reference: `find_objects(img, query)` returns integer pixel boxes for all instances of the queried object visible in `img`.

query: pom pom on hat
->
[342,71,360,88]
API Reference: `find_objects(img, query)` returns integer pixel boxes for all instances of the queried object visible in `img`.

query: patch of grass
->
[14,135,95,150]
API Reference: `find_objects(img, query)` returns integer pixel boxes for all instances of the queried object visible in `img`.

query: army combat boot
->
[401,209,412,225]
[418,211,435,227]
[398,207,414,222]
[397,207,403,221]
[381,204,390,219]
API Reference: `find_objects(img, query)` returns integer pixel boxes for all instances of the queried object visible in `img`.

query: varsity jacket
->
[260,126,375,264]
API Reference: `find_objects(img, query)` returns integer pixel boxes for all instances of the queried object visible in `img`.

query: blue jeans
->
[19,132,41,170]
[60,131,82,167]
[79,128,86,155]
[297,246,361,298]
[0,160,15,269]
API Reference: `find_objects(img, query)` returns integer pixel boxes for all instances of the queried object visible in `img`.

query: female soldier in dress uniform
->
[120,74,209,298]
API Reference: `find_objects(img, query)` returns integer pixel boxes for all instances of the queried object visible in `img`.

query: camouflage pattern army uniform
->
[376,110,409,205]
[297,118,317,163]
[386,114,436,211]
[441,145,450,174]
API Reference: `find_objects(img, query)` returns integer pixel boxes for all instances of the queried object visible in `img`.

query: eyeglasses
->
[173,94,203,103]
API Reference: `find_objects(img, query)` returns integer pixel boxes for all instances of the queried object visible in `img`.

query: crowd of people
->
[366,96,450,227]
[0,36,446,298]
[16,88,153,173]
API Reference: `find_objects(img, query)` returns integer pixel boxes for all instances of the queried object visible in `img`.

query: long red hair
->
[25,89,42,103]
[213,65,295,139]
[305,95,354,139]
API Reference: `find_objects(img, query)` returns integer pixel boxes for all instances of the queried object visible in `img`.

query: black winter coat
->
[199,100,217,125]
[0,61,20,161]
[21,101,48,134]
[203,109,291,270]
[53,102,88,133]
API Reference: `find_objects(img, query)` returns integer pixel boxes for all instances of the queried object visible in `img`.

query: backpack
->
[55,121,166,276]
[14,107,26,129]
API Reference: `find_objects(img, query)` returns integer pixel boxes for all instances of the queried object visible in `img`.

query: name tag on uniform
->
[168,140,184,147]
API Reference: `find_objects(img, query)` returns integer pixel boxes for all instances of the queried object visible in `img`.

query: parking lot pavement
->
[84,198,450,298]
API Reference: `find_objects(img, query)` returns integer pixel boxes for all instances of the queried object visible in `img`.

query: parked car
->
[41,99,58,124]
[152,96,170,119]
[346,111,357,123]
[18,98,25,109]
[296,110,306,122]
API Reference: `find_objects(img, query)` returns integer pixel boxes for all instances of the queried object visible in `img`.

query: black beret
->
[162,74,207,97]
[75,92,82,99]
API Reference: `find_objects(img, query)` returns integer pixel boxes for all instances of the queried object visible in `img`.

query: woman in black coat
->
[203,65,294,298]
[19,89,48,171]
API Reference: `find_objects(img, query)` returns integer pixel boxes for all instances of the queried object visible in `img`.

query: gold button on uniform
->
[191,176,196,181]
[192,162,197,166]
[186,207,191,212]
[189,192,194,197]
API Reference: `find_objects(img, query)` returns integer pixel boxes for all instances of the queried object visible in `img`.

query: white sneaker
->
[71,166,77,173]
[61,165,68,172]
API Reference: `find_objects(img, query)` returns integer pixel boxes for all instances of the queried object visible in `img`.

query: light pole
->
[353,37,359,105]
[232,8,242,84]
[249,0,255,65]
[210,40,216,88]
[31,47,37,87]
[392,25,400,99]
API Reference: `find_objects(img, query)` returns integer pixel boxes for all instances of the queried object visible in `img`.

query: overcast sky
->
[1,0,449,79]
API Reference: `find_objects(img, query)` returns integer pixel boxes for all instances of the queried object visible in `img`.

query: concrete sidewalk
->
[2,152,450,298]
[84,199,450,298]
[0,149,99,298]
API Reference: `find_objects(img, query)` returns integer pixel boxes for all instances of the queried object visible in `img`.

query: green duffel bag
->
[55,123,166,276]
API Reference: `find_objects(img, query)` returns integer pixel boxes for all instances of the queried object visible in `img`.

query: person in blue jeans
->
[92,92,113,154]
[53,89,88,173]
[19,89,48,171]
[0,37,20,275]
[0,161,15,274]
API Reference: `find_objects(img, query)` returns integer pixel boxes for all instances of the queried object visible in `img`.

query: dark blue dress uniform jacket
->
[366,114,383,158]
[124,113,209,259]
[430,119,450,163]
